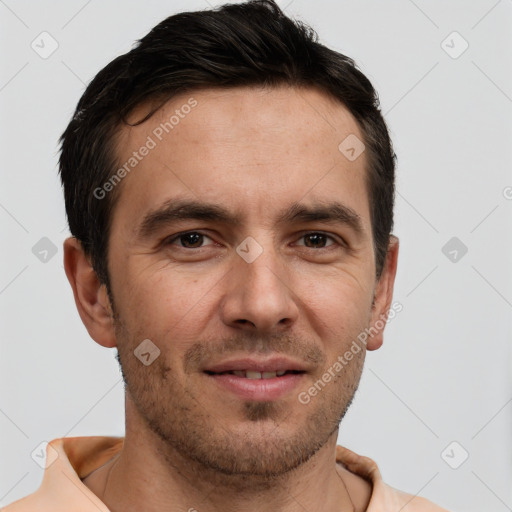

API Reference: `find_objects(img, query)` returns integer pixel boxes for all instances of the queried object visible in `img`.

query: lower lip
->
[205,372,305,401]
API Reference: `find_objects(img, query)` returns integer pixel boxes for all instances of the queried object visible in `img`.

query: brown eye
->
[167,232,214,249]
[298,233,335,249]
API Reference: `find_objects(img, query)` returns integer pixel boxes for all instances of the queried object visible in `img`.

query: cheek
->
[301,271,373,331]
[299,278,374,371]
[116,269,218,350]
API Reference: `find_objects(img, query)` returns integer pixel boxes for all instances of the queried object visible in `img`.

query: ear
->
[63,237,117,348]
[366,235,399,351]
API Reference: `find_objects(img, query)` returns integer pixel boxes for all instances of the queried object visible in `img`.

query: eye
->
[164,231,341,252]
[296,232,337,249]
[166,231,215,249]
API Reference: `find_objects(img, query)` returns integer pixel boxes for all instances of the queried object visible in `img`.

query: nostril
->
[235,319,255,327]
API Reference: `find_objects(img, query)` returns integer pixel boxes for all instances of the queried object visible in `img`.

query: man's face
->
[107,86,381,478]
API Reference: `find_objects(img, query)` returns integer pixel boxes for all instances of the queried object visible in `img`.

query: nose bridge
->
[241,242,284,296]
[220,234,298,331]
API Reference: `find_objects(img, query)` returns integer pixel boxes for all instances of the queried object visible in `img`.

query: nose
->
[219,246,299,333]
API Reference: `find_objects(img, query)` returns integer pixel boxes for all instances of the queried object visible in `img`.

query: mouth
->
[204,369,304,379]
[202,356,310,401]
[203,358,308,401]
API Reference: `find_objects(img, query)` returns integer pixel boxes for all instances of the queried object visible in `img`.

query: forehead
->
[110,85,371,235]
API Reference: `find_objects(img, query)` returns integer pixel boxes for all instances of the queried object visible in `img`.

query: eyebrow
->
[136,198,364,240]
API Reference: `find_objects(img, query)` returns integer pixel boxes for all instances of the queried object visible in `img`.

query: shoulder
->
[336,462,373,512]
[381,486,453,511]
[335,445,452,511]
[2,436,120,512]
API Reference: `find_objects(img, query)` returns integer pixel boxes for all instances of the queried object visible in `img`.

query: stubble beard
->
[113,314,365,489]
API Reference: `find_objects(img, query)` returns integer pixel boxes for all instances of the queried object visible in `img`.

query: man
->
[4,1,450,510]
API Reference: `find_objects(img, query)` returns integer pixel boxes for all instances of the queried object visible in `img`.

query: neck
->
[83,401,358,512]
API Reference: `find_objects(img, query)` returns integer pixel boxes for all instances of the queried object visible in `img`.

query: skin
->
[64,85,399,512]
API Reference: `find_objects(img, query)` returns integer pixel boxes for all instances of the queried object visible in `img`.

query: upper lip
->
[203,356,309,373]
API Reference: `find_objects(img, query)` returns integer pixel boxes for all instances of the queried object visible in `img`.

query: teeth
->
[276,370,286,376]
[231,370,280,379]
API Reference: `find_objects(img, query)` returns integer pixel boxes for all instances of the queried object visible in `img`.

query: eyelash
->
[165,231,342,250]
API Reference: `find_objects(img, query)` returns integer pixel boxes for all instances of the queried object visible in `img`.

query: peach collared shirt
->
[2,437,451,511]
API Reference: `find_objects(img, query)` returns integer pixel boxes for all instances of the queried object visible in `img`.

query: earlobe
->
[63,237,117,348]
[366,235,399,351]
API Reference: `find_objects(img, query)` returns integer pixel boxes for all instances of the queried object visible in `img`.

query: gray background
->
[1,1,511,511]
